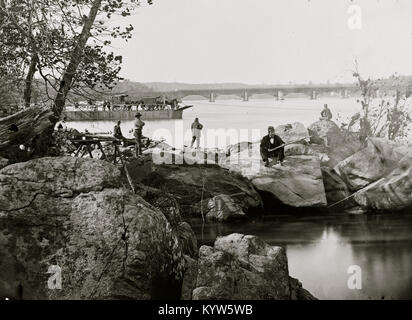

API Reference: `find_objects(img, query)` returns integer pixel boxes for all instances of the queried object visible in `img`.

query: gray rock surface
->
[353,155,412,210]
[0,157,8,170]
[0,157,186,300]
[335,138,410,191]
[133,160,263,218]
[308,119,343,147]
[275,122,310,143]
[206,194,247,222]
[221,144,327,207]
[192,233,316,300]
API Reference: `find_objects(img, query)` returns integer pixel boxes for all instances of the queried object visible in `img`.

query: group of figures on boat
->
[72,96,181,112]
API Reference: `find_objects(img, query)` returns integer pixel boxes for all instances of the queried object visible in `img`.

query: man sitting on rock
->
[54,116,68,131]
[260,126,285,167]
[320,104,333,120]
[113,120,127,145]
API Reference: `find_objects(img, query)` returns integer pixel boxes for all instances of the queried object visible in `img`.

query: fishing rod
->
[326,177,384,208]
[267,135,312,152]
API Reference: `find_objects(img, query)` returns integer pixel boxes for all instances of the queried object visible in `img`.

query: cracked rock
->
[0,157,186,299]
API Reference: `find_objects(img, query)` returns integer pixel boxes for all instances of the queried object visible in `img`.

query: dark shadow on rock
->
[258,190,329,215]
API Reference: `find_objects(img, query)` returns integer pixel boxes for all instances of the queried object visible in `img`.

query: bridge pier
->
[243,91,249,101]
[341,89,349,99]
[276,91,284,101]
[310,90,318,100]
[209,92,215,103]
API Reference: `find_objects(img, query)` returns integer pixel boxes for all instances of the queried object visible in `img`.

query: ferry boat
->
[63,95,193,121]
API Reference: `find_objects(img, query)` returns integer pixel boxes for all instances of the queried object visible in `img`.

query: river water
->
[68,97,360,148]
[69,97,412,300]
[189,214,412,300]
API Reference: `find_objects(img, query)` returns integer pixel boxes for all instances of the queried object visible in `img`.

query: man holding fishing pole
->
[260,126,285,167]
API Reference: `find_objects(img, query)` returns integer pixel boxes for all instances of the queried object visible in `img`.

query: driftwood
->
[0,106,57,161]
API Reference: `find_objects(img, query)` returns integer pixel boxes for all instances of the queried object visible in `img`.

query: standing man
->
[320,104,333,120]
[134,113,145,156]
[260,126,285,167]
[190,117,203,149]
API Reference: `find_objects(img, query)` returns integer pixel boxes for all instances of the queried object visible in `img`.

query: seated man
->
[260,126,285,167]
[320,104,333,120]
[113,120,126,144]
[54,116,68,131]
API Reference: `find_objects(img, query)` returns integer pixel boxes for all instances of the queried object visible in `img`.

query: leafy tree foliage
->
[346,61,412,142]
[0,0,153,113]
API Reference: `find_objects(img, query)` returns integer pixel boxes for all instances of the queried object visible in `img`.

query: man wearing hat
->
[190,117,203,149]
[260,126,285,167]
[134,113,145,156]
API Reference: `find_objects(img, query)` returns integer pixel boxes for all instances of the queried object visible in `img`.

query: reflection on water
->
[189,214,412,300]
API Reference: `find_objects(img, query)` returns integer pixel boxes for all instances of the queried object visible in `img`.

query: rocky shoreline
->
[1,119,411,299]
[136,119,412,216]
[0,156,315,300]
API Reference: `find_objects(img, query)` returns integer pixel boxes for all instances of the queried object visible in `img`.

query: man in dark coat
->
[134,113,145,156]
[113,120,127,145]
[113,120,124,139]
[260,126,285,167]
[320,104,333,120]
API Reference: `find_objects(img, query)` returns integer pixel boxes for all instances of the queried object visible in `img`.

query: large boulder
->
[275,122,310,143]
[353,155,412,211]
[192,233,316,300]
[308,120,343,147]
[221,143,327,207]
[180,255,198,300]
[226,141,253,156]
[0,157,186,299]
[321,167,356,210]
[133,178,198,258]
[299,123,361,168]
[206,194,247,222]
[334,138,410,191]
[148,147,227,166]
[323,138,362,168]
[129,158,263,218]
[284,143,318,157]
[0,157,8,170]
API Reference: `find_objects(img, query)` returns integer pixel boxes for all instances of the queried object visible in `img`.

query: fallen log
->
[0,106,57,161]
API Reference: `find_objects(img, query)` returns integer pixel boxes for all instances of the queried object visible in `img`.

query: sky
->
[109,0,412,84]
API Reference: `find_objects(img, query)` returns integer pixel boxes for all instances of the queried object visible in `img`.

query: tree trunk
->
[53,0,102,117]
[0,106,57,162]
[23,53,39,108]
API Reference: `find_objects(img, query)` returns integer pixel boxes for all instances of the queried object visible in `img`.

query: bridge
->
[130,84,362,102]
